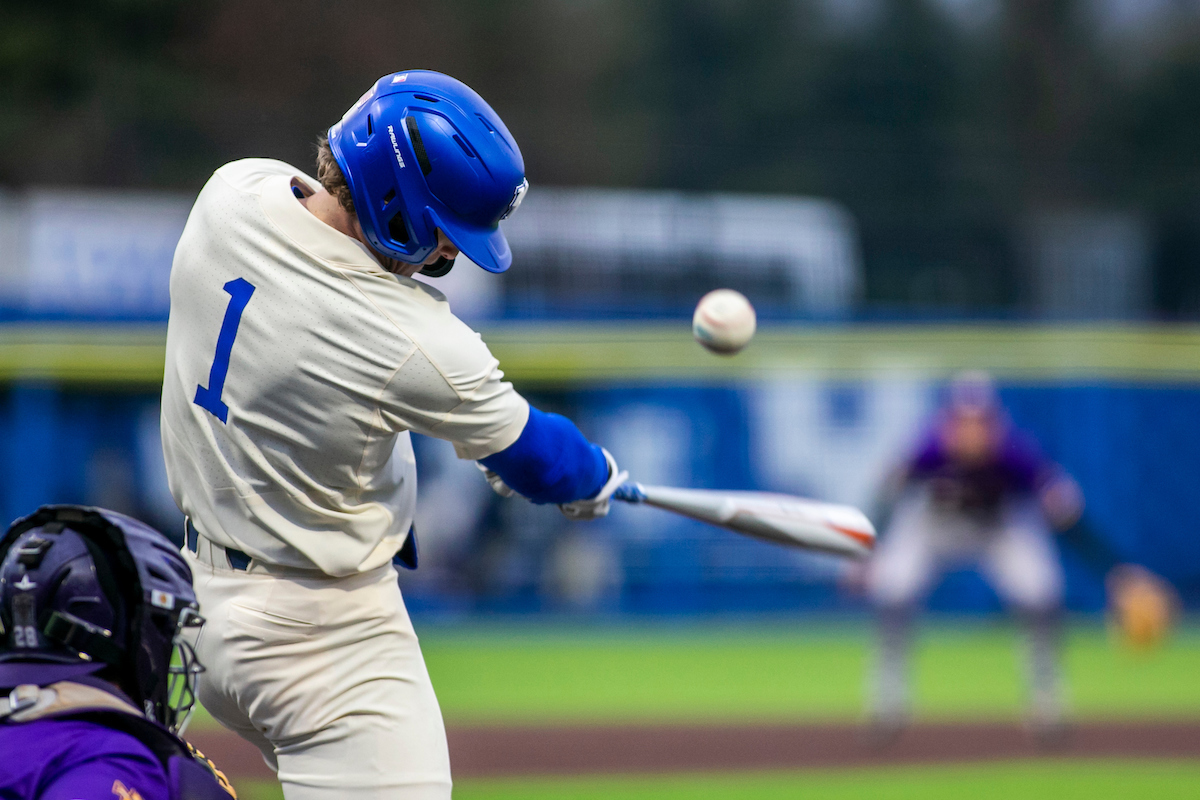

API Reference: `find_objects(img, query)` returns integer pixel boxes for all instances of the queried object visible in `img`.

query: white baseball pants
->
[184,543,452,799]
[867,489,1064,612]
[864,489,1066,724]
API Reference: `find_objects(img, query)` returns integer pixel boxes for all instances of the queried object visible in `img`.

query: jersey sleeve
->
[378,313,529,460]
[905,428,946,480]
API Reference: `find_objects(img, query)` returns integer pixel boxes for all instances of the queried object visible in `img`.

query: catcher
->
[0,505,233,799]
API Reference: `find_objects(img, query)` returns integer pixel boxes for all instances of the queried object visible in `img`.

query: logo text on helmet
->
[392,74,408,83]
[150,590,175,610]
[387,125,406,169]
[501,179,529,221]
[344,89,373,122]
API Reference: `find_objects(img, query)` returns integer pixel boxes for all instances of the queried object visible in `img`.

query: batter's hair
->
[315,134,356,215]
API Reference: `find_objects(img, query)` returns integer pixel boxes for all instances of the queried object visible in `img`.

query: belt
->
[185,518,419,572]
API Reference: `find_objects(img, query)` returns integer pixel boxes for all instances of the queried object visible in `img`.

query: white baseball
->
[692,289,756,355]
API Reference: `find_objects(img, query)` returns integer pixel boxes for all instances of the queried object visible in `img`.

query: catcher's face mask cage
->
[165,605,206,735]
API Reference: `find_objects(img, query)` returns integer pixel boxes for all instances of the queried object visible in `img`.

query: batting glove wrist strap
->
[559,448,627,520]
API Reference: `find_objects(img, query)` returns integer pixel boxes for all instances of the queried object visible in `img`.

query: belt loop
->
[185,517,198,554]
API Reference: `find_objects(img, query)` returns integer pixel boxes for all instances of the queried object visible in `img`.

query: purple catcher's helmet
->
[327,70,528,277]
[0,505,204,733]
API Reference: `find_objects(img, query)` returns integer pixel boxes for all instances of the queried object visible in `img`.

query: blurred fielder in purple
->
[866,372,1083,738]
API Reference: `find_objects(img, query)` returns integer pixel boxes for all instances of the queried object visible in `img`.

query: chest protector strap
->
[1,681,237,799]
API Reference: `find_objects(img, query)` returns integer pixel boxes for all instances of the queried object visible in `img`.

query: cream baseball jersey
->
[161,159,529,576]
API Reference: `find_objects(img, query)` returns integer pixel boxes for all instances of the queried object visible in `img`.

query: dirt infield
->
[188,721,1200,782]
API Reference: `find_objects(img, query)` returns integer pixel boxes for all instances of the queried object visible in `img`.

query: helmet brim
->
[428,208,512,274]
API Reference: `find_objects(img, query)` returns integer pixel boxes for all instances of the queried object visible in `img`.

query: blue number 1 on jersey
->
[194,278,256,424]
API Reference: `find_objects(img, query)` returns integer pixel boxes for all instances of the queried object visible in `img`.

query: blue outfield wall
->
[1001,384,1200,613]
[1,379,1198,615]
[0,386,174,534]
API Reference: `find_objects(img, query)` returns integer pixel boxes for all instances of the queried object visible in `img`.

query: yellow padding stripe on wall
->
[0,326,168,384]
[484,324,1200,385]
[2,323,1200,386]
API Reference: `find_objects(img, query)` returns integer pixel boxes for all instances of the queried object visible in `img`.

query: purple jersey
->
[0,717,170,799]
[907,424,1051,513]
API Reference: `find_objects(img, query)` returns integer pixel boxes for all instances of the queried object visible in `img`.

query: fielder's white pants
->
[867,489,1064,611]
[184,543,452,800]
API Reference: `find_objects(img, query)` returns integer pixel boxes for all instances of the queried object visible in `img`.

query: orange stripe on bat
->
[832,526,876,548]
[730,506,875,549]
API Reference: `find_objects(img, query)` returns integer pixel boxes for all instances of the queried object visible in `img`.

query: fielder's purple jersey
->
[0,717,170,799]
[907,424,1051,513]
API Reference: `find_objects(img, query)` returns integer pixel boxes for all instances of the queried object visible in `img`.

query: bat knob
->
[611,482,646,503]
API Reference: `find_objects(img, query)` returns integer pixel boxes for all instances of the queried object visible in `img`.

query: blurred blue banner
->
[3,376,1197,617]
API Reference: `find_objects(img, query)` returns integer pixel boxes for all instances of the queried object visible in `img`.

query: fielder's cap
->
[947,370,998,414]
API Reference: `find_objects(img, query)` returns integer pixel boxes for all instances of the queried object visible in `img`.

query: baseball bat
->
[611,482,876,559]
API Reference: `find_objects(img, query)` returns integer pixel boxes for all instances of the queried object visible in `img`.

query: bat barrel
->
[620,483,875,559]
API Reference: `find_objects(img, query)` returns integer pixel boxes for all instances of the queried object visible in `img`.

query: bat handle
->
[611,482,647,504]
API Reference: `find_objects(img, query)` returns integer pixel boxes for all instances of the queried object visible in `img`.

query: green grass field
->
[235,761,1200,800]
[198,621,1200,799]
[192,620,1200,731]
[415,620,1200,724]
[460,761,1200,800]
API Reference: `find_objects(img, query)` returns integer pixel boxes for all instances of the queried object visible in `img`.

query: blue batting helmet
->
[0,506,204,733]
[327,70,528,274]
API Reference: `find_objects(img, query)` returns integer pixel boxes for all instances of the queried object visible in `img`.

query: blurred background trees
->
[6,0,1200,316]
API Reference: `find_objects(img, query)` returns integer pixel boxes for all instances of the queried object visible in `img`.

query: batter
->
[160,71,624,798]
